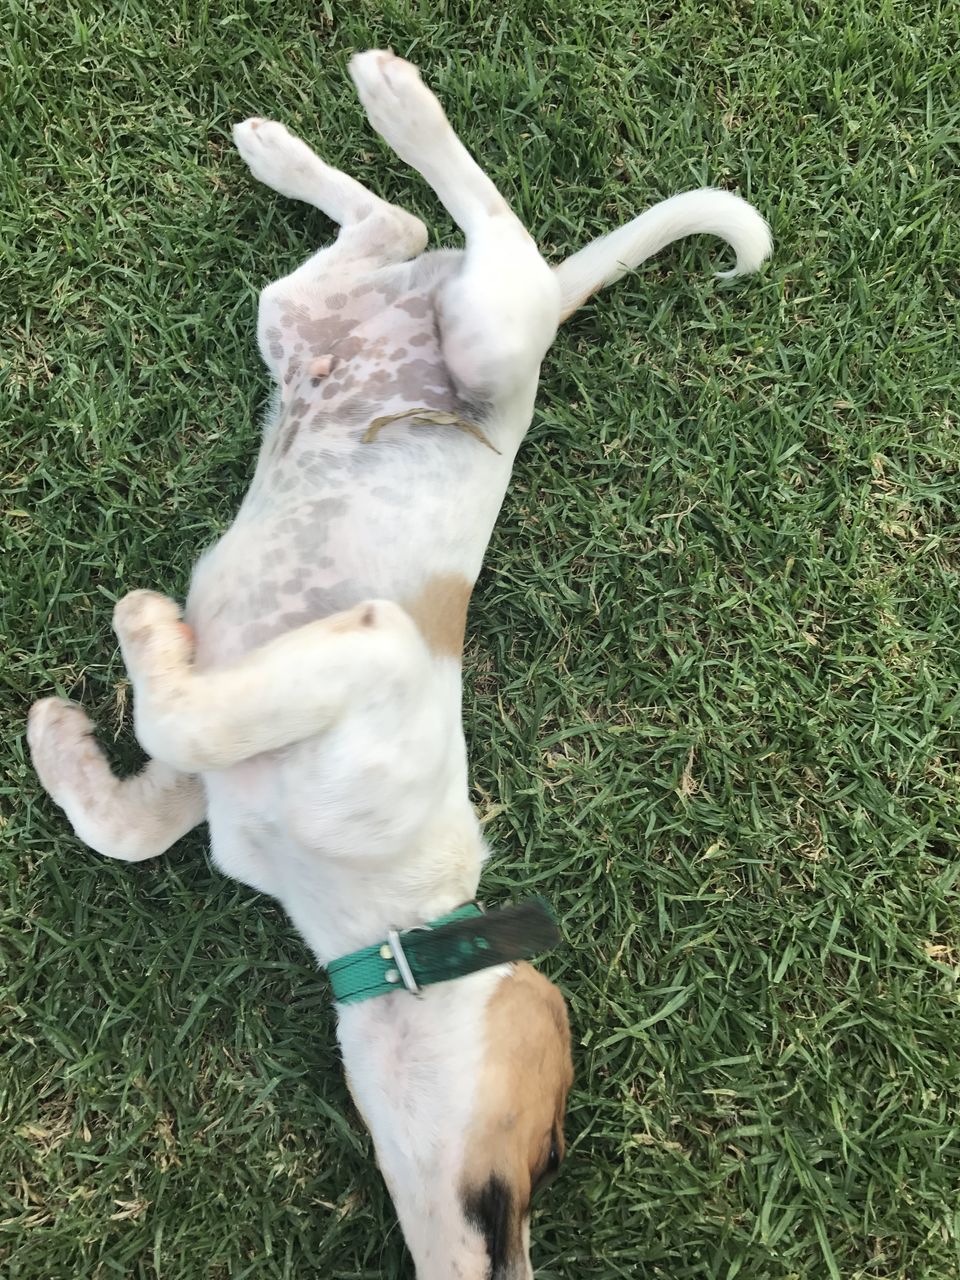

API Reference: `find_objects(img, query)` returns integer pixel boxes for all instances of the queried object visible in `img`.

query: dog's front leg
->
[27,697,206,861]
[112,590,429,774]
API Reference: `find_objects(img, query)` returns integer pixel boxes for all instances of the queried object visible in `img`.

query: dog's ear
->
[458,964,572,1273]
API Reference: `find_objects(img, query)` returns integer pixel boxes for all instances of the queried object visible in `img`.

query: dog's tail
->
[554,189,772,321]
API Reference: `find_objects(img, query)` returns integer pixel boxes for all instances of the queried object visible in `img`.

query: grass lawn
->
[4,1,960,1276]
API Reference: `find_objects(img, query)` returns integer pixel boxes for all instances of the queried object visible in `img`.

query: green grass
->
[3,1,960,1276]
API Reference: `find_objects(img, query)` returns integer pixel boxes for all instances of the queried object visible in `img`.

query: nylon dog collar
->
[327,898,561,1006]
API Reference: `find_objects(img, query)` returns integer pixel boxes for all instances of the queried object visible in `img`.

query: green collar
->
[327,898,560,1006]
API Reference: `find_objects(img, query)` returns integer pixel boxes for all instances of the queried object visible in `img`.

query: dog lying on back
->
[29,50,770,1279]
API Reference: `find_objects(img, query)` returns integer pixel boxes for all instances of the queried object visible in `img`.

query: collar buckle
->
[328,900,558,1006]
[385,928,422,996]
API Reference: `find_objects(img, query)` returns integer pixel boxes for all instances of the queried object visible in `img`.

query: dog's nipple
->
[309,355,334,380]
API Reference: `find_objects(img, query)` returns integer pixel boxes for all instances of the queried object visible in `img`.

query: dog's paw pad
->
[27,698,98,804]
[113,589,181,637]
[113,590,193,674]
[349,50,450,160]
[232,118,326,201]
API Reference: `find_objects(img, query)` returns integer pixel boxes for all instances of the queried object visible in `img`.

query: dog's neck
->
[274,799,486,968]
[327,820,509,1265]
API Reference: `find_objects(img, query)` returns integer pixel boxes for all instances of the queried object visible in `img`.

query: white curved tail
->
[555,188,772,321]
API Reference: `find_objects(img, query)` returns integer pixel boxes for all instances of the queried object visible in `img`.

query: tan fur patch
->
[459,963,573,1255]
[403,573,473,658]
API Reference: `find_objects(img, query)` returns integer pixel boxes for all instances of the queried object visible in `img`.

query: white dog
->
[28,51,771,1279]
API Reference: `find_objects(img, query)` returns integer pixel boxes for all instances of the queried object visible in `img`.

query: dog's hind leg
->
[233,117,424,244]
[110,589,429,774]
[233,118,429,380]
[27,698,205,860]
[349,52,561,417]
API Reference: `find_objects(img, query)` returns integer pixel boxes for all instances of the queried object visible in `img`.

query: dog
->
[27,50,771,1279]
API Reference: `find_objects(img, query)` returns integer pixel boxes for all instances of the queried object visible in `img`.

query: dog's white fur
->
[28,52,770,1278]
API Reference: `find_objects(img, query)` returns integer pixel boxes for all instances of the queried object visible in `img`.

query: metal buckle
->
[386,928,422,996]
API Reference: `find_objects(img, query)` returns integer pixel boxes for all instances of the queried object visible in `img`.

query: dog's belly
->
[185,257,510,671]
[261,248,466,430]
[265,281,461,430]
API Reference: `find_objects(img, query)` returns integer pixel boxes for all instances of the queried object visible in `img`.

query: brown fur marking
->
[459,965,572,1263]
[403,573,473,658]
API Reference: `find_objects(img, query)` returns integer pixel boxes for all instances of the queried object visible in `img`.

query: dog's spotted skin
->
[190,253,480,665]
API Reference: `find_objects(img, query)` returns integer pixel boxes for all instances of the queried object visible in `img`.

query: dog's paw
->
[113,590,193,678]
[232,117,326,202]
[27,697,100,808]
[349,50,451,163]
